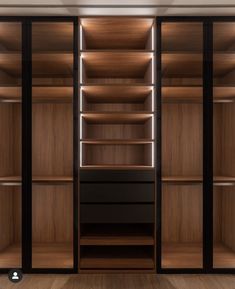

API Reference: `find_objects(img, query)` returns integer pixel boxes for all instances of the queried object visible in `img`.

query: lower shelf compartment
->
[0,243,73,269]
[80,224,154,245]
[80,246,154,269]
[162,243,203,268]
[162,242,235,269]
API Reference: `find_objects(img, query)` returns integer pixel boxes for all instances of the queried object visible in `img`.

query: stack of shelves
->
[79,17,155,271]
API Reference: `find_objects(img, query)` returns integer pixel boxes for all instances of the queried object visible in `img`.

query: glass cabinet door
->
[161,22,203,269]
[213,22,235,269]
[31,21,74,269]
[0,22,22,269]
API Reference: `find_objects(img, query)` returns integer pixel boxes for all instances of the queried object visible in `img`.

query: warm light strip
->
[151,25,154,51]
[80,24,83,50]
[80,114,83,167]
[151,87,154,112]
[152,142,154,167]
[80,55,83,84]
[151,55,154,84]
[80,88,83,112]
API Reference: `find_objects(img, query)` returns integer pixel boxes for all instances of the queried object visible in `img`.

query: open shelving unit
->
[79,17,155,271]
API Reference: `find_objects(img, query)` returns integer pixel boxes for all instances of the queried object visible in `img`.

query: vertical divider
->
[203,19,213,272]
[156,17,162,273]
[73,17,79,273]
[22,18,32,272]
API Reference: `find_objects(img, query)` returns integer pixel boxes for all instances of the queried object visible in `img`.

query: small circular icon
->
[8,269,23,283]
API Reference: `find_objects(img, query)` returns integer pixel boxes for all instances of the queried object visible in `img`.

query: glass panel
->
[0,22,22,268]
[31,22,74,268]
[161,22,203,268]
[213,22,235,268]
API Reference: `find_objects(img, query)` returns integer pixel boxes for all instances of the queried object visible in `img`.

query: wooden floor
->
[0,274,235,289]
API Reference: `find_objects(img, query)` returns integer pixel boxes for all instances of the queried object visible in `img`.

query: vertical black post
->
[73,17,79,273]
[156,18,162,273]
[22,19,32,272]
[203,20,213,272]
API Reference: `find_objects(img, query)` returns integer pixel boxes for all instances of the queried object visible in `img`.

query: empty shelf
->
[0,176,73,185]
[0,244,21,268]
[214,243,235,268]
[32,243,73,268]
[80,224,154,246]
[80,246,154,269]
[81,18,153,50]
[163,176,235,185]
[162,243,203,268]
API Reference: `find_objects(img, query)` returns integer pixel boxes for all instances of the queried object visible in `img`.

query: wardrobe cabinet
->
[0,16,235,274]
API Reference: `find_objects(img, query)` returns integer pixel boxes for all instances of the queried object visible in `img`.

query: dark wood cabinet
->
[0,16,234,274]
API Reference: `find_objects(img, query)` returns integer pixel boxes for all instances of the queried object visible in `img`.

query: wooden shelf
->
[82,112,153,124]
[80,224,154,246]
[81,139,153,144]
[163,176,235,185]
[81,85,153,103]
[81,18,153,50]
[0,176,73,185]
[214,243,235,268]
[162,86,235,103]
[80,246,154,269]
[0,86,73,103]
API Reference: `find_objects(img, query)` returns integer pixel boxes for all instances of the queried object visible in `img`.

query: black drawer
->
[81,204,154,223]
[80,183,154,203]
[80,169,155,182]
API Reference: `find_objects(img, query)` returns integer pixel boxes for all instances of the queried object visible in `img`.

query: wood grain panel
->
[162,22,203,52]
[32,185,73,243]
[32,104,72,176]
[0,22,21,51]
[162,185,203,243]
[81,18,153,50]
[162,104,202,176]
[32,22,73,52]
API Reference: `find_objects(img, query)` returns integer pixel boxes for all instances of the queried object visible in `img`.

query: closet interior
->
[79,17,156,271]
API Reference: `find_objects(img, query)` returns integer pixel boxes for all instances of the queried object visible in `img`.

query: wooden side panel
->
[32,185,73,243]
[162,104,202,176]
[32,104,73,176]
[162,185,203,243]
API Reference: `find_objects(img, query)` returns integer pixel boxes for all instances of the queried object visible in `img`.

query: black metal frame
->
[0,16,79,274]
[156,16,235,274]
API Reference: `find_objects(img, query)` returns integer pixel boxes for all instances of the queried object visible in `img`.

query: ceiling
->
[0,0,235,16]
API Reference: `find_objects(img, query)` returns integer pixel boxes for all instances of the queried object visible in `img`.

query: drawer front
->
[81,204,154,223]
[80,183,154,203]
[80,169,155,182]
